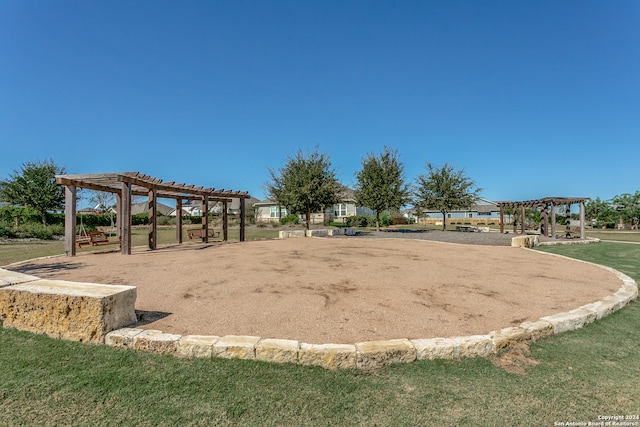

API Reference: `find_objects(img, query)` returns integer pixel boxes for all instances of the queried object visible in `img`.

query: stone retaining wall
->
[0,269,137,343]
[1,248,637,369]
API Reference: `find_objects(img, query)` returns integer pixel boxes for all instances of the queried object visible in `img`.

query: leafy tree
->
[0,160,66,225]
[266,148,341,231]
[354,146,411,231]
[413,162,481,231]
[585,197,616,227]
[611,192,640,225]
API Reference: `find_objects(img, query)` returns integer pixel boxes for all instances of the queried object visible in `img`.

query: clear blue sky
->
[1,1,638,206]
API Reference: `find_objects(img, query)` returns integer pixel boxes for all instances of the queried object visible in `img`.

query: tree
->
[0,160,66,225]
[265,148,341,231]
[585,197,616,227]
[354,146,411,231]
[413,162,481,231]
[90,190,117,227]
[611,192,640,226]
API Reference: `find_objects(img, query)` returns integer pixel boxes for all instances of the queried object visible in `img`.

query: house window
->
[334,204,347,217]
[270,206,287,218]
[468,213,473,218]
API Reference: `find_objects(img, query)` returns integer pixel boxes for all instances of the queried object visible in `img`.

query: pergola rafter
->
[56,172,250,256]
[496,197,590,239]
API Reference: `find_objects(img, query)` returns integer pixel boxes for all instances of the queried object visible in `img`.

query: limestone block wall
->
[0,269,136,343]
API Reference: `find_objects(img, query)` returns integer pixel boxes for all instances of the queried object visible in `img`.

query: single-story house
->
[254,187,374,224]
[413,197,501,224]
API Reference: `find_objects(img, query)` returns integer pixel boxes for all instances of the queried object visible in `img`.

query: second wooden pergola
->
[56,172,250,256]
[496,197,589,239]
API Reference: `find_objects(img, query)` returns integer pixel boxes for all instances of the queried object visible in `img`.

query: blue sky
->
[1,1,638,206]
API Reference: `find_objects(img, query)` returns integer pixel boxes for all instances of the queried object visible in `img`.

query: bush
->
[280,214,299,225]
[391,217,408,226]
[346,215,369,227]
[0,222,17,238]
[16,223,63,240]
[157,216,175,226]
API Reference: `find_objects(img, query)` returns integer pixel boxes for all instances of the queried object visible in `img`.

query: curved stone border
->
[1,246,637,370]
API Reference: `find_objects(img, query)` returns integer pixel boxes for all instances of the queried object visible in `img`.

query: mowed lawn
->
[0,237,639,425]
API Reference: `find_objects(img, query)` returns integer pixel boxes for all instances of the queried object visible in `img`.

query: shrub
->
[157,216,175,226]
[0,222,17,238]
[346,215,369,227]
[16,223,63,240]
[280,214,299,225]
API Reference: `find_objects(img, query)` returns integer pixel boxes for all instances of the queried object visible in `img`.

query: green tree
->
[585,197,616,227]
[413,162,481,231]
[0,160,66,225]
[266,149,341,231]
[354,146,411,231]
[611,192,640,226]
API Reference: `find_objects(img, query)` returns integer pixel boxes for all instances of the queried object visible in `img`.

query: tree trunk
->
[41,211,47,226]
[441,211,447,231]
[305,211,311,231]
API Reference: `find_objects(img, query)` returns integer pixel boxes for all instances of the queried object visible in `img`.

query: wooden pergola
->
[56,172,250,256]
[496,197,590,239]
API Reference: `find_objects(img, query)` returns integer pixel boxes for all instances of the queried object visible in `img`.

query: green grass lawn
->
[1,238,639,425]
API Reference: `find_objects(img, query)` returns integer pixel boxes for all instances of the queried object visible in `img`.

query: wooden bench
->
[187,228,220,240]
[77,231,120,248]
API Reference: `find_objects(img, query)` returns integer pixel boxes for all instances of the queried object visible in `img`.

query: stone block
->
[105,328,144,349]
[0,268,39,288]
[356,339,416,369]
[451,335,494,358]
[133,329,181,354]
[177,335,219,358]
[279,230,305,239]
[0,279,136,343]
[298,343,357,369]
[488,327,531,351]
[580,300,618,320]
[540,307,597,334]
[511,235,539,248]
[411,338,456,360]
[306,229,329,237]
[213,335,261,360]
[518,320,554,341]
[255,338,299,364]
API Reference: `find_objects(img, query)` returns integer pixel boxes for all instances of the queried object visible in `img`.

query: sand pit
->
[9,237,621,344]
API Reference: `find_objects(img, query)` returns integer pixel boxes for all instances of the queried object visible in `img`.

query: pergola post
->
[148,188,157,250]
[64,185,76,256]
[540,204,548,237]
[239,198,246,242]
[176,199,183,244]
[223,201,228,241]
[120,182,132,255]
[499,205,504,234]
[201,195,209,244]
[550,203,557,239]
[520,205,525,234]
[580,201,586,239]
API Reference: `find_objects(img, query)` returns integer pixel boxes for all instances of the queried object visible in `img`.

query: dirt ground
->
[10,232,620,344]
